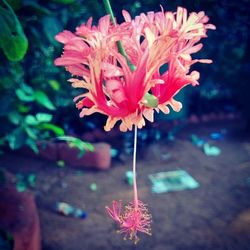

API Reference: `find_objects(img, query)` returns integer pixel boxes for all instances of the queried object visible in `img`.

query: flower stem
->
[103,0,116,24]
[102,0,136,71]
[133,125,138,209]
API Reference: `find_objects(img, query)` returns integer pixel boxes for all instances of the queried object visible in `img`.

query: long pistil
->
[132,125,138,209]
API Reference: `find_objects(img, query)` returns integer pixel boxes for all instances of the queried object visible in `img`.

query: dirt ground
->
[1,120,250,250]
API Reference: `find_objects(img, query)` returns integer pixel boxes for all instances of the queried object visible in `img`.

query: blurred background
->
[0,0,250,250]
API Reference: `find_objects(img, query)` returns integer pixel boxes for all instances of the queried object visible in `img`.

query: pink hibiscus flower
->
[54,6,215,132]
[54,4,215,243]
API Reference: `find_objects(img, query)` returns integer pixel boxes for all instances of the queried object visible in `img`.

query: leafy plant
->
[57,136,94,158]
[0,0,87,154]
[0,0,28,61]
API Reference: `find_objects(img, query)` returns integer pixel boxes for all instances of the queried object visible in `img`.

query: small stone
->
[16,182,27,192]
[90,183,97,191]
[125,171,134,186]
[203,143,221,156]
[61,182,68,188]
[57,160,65,167]
[28,174,36,188]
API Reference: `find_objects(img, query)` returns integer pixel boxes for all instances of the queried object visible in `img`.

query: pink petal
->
[101,63,123,77]
[184,43,203,54]
[55,30,76,44]
[98,15,111,34]
[106,80,127,103]
[198,59,213,64]
[190,70,200,81]
[168,98,182,112]
[147,11,155,22]
[54,57,83,66]
[104,117,119,132]
[66,65,89,77]
[79,107,96,118]
[143,109,154,122]
[64,39,89,52]
[122,10,132,22]
[86,17,93,28]
[206,24,216,30]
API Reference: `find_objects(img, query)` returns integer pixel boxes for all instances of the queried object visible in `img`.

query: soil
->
[0,120,250,250]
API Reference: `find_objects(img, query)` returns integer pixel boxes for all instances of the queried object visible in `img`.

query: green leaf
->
[34,90,55,110]
[57,136,94,158]
[6,128,26,150]
[81,142,95,152]
[24,115,39,125]
[51,0,76,4]
[6,0,21,11]
[38,123,65,136]
[21,83,34,95]
[26,138,39,154]
[24,126,38,140]
[17,104,30,113]
[16,89,34,102]
[8,111,22,125]
[48,79,60,91]
[36,113,53,123]
[0,0,28,61]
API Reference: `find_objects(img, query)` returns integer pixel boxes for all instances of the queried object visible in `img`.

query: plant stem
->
[103,0,116,24]
[133,125,138,209]
[102,0,136,71]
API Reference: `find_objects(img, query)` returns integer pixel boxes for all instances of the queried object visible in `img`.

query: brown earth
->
[0,120,250,250]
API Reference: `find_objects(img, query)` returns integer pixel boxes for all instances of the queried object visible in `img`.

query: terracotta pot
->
[0,185,41,250]
[57,142,111,170]
[17,141,112,170]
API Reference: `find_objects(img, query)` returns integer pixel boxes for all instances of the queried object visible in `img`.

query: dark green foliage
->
[0,0,28,61]
[0,0,87,153]
[51,0,76,4]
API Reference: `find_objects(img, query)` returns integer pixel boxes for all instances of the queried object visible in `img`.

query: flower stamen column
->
[132,125,138,210]
[105,118,152,243]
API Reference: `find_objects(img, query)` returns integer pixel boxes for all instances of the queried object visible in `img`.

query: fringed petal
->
[68,78,88,88]
[168,98,182,112]
[79,106,97,118]
[143,109,154,122]
[122,10,132,22]
[119,122,128,132]
[55,30,76,44]
[66,65,89,77]
[158,104,170,114]
[104,117,119,131]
